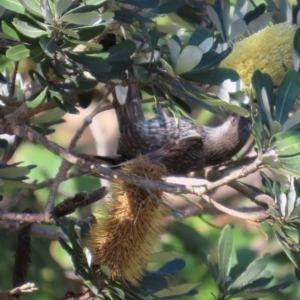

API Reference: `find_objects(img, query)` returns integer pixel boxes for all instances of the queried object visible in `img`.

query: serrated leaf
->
[229,254,271,290]
[276,70,299,125]
[218,225,232,282]
[12,19,47,38]
[175,46,203,75]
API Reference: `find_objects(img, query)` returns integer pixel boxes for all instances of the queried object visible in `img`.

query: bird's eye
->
[231,115,238,123]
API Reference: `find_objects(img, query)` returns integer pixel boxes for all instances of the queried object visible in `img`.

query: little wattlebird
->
[98,79,252,174]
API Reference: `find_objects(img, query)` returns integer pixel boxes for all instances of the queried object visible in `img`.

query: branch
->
[0,220,67,240]
[10,124,265,196]
[0,187,109,225]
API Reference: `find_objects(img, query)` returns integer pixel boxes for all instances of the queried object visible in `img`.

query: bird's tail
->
[113,69,144,133]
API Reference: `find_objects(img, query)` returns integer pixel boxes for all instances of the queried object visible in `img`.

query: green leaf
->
[189,28,211,47]
[280,164,300,177]
[105,40,136,62]
[39,36,64,58]
[68,52,111,74]
[118,0,159,9]
[26,87,48,108]
[275,70,299,125]
[0,164,33,179]
[229,254,271,290]
[133,65,148,81]
[167,38,181,67]
[40,0,54,24]
[274,229,299,268]
[2,21,20,40]
[294,27,300,57]
[200,251,219,282]
[158,259,185,274]
[56,0,73,16]
[6,44,30,61]
[29,69,48,86]
[160,58,174,77]
[251,70,273,131]
[154,283,199,298]
[154,0,185,14]
[75,24,105,41]
[0,0,25,14]
[58,237,73,256]
[181,68,239,85]
[60,12,102,26]
[19,0,42,17]
[12,19,47,38]
[29,46,45,63]
[175,46,203,75]
[187,48,232,73]
[279,155,300,165]
[272,131,300,157]
[218,225,232,282]
[149,25,160,51]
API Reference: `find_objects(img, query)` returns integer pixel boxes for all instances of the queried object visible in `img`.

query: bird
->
[98,73,252,174]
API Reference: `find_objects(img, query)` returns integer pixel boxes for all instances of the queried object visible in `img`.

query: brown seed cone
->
[83,157,169,286]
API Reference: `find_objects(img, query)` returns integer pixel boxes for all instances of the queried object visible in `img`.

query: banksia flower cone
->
[83,158,169,286]
[220,23,295,88]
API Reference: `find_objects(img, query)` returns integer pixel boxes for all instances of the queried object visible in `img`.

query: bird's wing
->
[144,136,205,173]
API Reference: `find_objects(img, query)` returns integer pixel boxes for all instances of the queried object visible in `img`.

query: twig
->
[45,88,114,213]
[13,209,32,290]
[0,220,67,240]
[1,136,23,163]
[10,62,19,97]
[201,194,274,223]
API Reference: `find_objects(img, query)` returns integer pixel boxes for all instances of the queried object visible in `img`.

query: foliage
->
[1,0,300,299]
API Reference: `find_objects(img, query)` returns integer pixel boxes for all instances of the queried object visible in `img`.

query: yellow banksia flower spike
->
[220,23,296,89]
[83,158,169,286]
